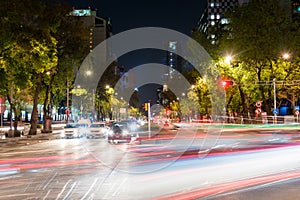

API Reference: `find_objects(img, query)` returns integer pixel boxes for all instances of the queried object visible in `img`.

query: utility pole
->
[66,80,69,124]
[147,103,151,138]
[273,78,277,124]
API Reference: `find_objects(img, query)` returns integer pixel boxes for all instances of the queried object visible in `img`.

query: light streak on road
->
[0,130,300,199]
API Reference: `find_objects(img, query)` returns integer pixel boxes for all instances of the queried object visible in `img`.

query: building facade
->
[196,0,246,44]
[196,0,298,44]
[68,8,112,52]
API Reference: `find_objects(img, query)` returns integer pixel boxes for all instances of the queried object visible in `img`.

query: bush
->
[41,130,52,133]
[14,131,22,137]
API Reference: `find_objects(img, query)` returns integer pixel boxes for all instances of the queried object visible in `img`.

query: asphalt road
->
[1,126,300,199]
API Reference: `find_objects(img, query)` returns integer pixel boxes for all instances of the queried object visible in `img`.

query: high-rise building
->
[292,0,300,19]
[166,41,182,74]
[196,0,243,44]
[196,0,248,44]
[68,8,112,52]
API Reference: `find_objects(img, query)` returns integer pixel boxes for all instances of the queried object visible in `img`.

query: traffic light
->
[142,103,148,111]
[221,80,234,88]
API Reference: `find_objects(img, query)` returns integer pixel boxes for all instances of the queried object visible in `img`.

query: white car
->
[61,123,79,138]
[61,123,89,138]
[86,122,108,138]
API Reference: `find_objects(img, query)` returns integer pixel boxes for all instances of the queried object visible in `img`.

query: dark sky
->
[63,0,205,104]
[64,0,205,35]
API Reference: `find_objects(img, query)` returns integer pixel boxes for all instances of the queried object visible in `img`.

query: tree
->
[0,0,58,135]
[218,0,300,116]
[40,2,89,130]
[0,1,90,134]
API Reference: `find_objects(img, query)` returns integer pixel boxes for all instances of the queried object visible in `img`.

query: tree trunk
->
[29,73,42,135]
[42,75,54,132]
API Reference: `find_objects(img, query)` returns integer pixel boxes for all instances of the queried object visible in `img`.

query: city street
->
[1,125,300,199]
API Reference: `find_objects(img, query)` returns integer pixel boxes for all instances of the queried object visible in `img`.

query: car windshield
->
[115,123,128,128]
[90,124,105,128]
[77,124,89,128]
[65,124,77,128]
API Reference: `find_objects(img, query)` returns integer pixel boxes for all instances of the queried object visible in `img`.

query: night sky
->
[63,0,205,103]
[63,0,205,35]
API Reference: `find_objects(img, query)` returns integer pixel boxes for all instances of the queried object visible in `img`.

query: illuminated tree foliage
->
[0,0,87,134]
[192,0,300,118]
[219,0,300,115]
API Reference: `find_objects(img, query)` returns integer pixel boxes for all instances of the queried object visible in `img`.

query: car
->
[61,123,79,138]
[60,123,89,139]
[107,122,139,144]
[86,122,108,138]
[76,123,90,137]
[117,120,140,132]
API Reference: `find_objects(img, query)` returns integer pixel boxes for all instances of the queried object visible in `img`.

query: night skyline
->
[62,0,206,103]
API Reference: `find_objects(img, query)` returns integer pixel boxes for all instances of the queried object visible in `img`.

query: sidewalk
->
[0,124,64,146]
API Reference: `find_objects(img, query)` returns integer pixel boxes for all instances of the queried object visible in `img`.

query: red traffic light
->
[221,80,234,88]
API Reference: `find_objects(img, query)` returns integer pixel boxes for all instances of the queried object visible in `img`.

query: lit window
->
[210,14,215,19]
[210,3,214,7]
[221,18,228,24]
[216,14,220,19]
[211,34,215,39]
[211,21,215,26]
[169,42,177,50]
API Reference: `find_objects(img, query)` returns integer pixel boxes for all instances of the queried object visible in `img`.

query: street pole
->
[66,84,69,124]
[148,103,151,138]
[273,78,277,124]
[92,89,95,121]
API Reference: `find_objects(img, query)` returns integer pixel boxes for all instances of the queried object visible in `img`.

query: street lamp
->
[225,55,232,65]
[273,78,277,124]
[86,70,92,76]
[282,53,290,60]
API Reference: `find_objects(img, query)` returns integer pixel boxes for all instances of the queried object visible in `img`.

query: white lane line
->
[43,172,57,190]
[62,181,77,200]
[80,177,99,200]
[55,179,71,200]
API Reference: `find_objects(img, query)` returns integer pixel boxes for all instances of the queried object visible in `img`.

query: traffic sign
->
[295,110,299,115]
[255,108,262,114]
[272,108,279,115]
[256,101,262,108]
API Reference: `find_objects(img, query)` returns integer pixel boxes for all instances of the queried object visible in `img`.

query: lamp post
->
[273,78,277,124]
[225,55,232,65]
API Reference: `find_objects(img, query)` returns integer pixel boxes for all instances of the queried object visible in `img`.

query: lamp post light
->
[225,55,232,65]
[282,53,290,60]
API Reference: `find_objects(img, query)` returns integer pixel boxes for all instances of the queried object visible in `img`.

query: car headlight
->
[122,130,129,136]
[107,130,113,136]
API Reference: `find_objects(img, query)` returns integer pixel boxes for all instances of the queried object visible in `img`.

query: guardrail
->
[203,115,300,125]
